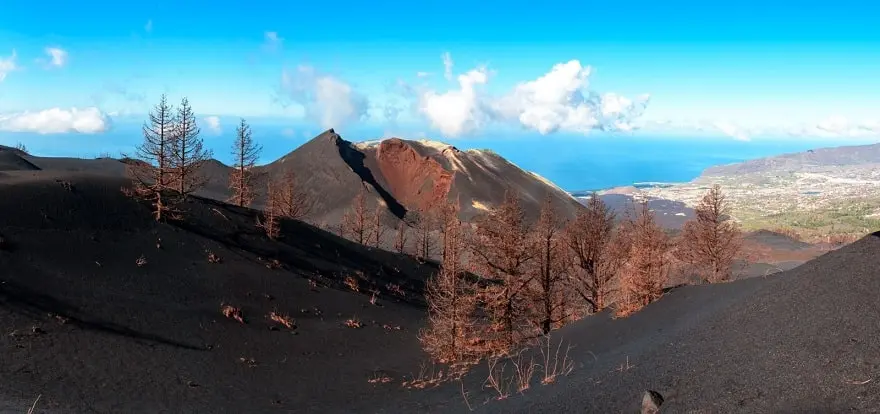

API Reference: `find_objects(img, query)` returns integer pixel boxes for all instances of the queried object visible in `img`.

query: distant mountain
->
[702,142,880,176]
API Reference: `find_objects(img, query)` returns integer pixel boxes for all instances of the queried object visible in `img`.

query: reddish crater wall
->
[375,139,454,212]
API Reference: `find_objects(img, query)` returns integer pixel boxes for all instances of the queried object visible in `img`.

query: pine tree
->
[677,184,742,283]
[615,202,670,317]
[277,169,311,220]
[565,193,618,313]
[229,118,262,207]
[529,195,567,334]
[128,94,176,221]
[257,178,282,240]
[170,97,212,198]
[342,188,370,245]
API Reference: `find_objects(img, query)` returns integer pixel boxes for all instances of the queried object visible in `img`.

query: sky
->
[0,0,879,188]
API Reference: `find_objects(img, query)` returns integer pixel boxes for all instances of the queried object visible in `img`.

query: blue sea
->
[2,121,870,192]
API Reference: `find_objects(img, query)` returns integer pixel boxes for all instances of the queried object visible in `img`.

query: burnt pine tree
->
[529,195,567,334]
[565,193,617,313]
[129,94,176,221]
[277,169,312,220]
[229,118,262,207]
[419,203,476,363]
[470,190,535,350]
[170,97,212,198]
[394,220,409,254]
[342,188,370,245]
[615,202,670,317]
[677,184,742,283]
[257,178,282,240]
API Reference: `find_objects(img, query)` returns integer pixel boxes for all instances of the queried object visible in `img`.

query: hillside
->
[0,171,436,413]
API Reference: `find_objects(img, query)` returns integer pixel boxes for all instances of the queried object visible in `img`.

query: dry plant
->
[470,190,535,351]
[229,118,261,207]
[14,142,28,154]
[206,249,221,263]
[538,335,574,385]
[565,193,621,313]
[615,202,671,318]
[344,317,363,328]
[510,350,537,392]
[135,254,148,267]
[344,275,360,292]
[385,282,405,297]
[342,188,371,245]
[125,94,177,221]
[369,207,389,248]
[221,304,245,324]
[368,373,393,384]
[369,290,379,305]
[264,258,282,270]
[394,220,409,254]
[257,178,282,239]
[26,394,41,414]
[277,169,312,220]
[411,208,438,261]
[483,357,513,400]
[676,184,742,283]
[268,311,296,330]
[613,355,635,373]
[528,196,568,334]
[169,97,211,199]
[402,361,446,389]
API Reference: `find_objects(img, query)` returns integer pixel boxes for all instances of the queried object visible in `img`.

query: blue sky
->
[0,0,879,188]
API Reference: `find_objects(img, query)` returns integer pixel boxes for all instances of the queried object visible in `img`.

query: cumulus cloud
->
[0,107,110,134]
[45,47,68,68]
[0,49,19,82]
[419,67,491,137]
[280,66,370,129]
[202,116,222,135]
[406,55,650,137]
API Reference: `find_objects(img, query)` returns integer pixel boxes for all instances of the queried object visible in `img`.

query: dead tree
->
[170,97,212,198]
[470,190,534,351]
[128,94,176,221]
[394,219,409,254]
[615,202,670,317]
[257,178,282,240]
[676,184,742,283]
[529,196,567,334]
[439,197,462,264]
[565,193,618,313]
[411,207,437,261]
[369,207,388,248]
[277,169,312,220]
[342,188,370,245]
[419,204,476,363]
[229,118,262,207]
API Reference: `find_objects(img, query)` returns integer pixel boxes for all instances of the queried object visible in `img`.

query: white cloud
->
[145,20,153,33]
[442,52,454,81]
[713,120,751,141]
[264,31,283,50]
[407,55,650,137]
[0,49,19,82]
[45,47,68,68]
[281,128,296,137]
[416,71,430,78]
[202,116,222,135]
[280,66,370,129]
[419,67,490,137]
[0,107,110,134]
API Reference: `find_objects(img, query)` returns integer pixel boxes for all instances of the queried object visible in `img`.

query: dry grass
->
[268,311,296,330]
[367,372,393,384]
[221,304,245,324]
[539,335,575,385]
[484,357,513,400]
[402,361,446,389]
[26,394,41,414]
[206,250,221,263]
[344,275,360,292]
[510,351,537,392]
[135,255,148,267]
[369,290,379,305]
[385,282,405,297]
[344,317,363,329]
[264,258,282,270]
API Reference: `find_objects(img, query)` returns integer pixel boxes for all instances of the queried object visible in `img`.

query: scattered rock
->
[641,390,664,414]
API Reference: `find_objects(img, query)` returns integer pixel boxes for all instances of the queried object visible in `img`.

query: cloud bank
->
[0,107,110,134]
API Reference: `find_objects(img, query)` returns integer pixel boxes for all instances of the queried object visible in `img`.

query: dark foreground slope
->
[0,172,436,413]
[372,233,880,413]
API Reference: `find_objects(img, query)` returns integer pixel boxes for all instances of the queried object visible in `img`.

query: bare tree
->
[169,97,212,198]
[394,219,409,254]
[368,207,389,248]
[470,190,535,350]
[439,197,462,264]
[676,184,743,283]
[419,202,476,363]
[342,188,370,245]
[277,169,312,220]
[529,196,567,334]
[615,202,670,317]
[128,94,176,221]
[257,178,282,240]
[411,207,437,261]
[565,194,618,313]
[13,142,27,154]
[229,118,262,207]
